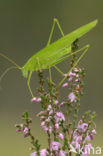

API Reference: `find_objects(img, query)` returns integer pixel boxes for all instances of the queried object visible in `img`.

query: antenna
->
[0,53,22,70]
[0,66,19,82]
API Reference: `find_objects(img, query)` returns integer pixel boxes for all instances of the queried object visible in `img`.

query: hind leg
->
[27,71,34,98]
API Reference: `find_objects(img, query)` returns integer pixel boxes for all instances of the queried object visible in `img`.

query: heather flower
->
[24,127,29,133]
[69,72,76,77]
[58,133,64,140]
[41,122,48,132]
[24,133,29,138]
[68,92,76,103]
[24,127,29,137]
[45,117,50,123]
[55,100,59,105]
[68,77,72,82]
[92,129,96,135]
[36,111,45,117]
[55,112,65,123]
[36,97,41,102]
[77,121,88,132]
[40,116,45,120]
[49,110,53,115]
[50,141,61,151]
[72,140,80,149]
[62,74,67,77]
[55,123,59,129]
[74,68,80,72]
[30,152,37,156]
[62,82,68,88]
[15,124,23,132]
[48,126,53,134]
[75,78,79,82]
[40,149,48,156]
[42,125,48,132]
[41,121,45,127]
[31,97,37,102]
[59,150,66,156]
[16,128,22,132]
[82,143,92,156]
[59,102,64,107]
[85,133,91,141]
[47,105,52,110]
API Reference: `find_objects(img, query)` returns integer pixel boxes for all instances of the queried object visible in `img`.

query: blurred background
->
[0,0,103,155]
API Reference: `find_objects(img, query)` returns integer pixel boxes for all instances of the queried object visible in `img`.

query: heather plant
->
[15,39,97,156]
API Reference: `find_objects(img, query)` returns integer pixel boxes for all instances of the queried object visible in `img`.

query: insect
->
[0,18,98,97]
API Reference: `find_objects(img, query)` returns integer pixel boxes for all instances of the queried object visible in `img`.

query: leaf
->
[23,112,29,119]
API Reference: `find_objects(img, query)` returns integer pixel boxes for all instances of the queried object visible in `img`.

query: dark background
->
[0,0,103,155]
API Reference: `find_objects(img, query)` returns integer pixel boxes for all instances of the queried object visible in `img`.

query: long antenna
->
[0,53,22,70]
[0,66,18,82]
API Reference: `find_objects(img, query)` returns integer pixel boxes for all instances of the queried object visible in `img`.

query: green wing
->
[23,19,98,72]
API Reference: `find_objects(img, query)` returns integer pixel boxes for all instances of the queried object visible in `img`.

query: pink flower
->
[74,68,80,72]
[85,133,91,141]
[59,102,64,107]
[42,125,48,132]
[68,92,76,103]
[30,152,37,156]
[24,133,29,138]
[55,100,59,105]
[45,117,50,123]
[75,79,79,82]
[77,121,88,132]
[55,112,65,123]
[55,123,59,130]
[59,150,66,156]
[92,129,96,135]
[69,72,76,77]
[49,110,53,115]
[62,83,68,88]
[15,124,23,132]
[41,122,48,132]
[31,97,37,102]
[47,105,52,110]
[41,121,45,126]
[24,127,29,133]
[68,77,72,82]
[48,126,53,134]
[50,141,61,151]
[59,133,64,140]
[36,111,45,117]
[82,143,92,155]
[63,74,67,77]
[72,140,80,149]
[40,149,48,156]
[36,97,41,102]
[76,136,82,142]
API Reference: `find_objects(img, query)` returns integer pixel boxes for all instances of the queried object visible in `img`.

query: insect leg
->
[49,67,52,82]
[47,18,64,46]
[51,45,89,76]
[27,71,34,98]
[53,65,65,75]
[54,18,64,37]
[47,18,70,74]
[57,45,90,87]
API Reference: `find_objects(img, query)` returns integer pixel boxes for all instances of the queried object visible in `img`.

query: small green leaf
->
[23,112,29,119]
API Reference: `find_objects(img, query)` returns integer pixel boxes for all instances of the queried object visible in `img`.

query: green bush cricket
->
[0,18,98,97]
